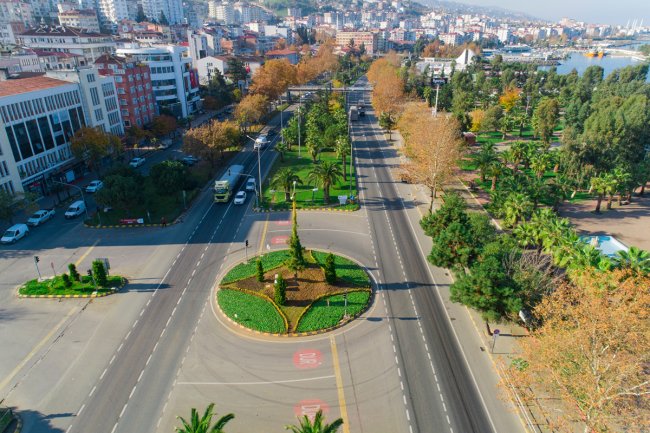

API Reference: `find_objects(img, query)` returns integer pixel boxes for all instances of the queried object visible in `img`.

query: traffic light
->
[245,240,249,248]
[34,256,40,263]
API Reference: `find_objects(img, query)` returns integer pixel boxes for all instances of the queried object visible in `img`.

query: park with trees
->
[366,50,650,432]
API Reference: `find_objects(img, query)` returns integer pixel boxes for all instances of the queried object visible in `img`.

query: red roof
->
[0,76,73,98]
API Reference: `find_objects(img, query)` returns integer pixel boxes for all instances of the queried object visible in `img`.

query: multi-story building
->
[18,25,116,64]
[187,28,223,68]
[0,75,85,196]
[46,67,124,136]
[141,0,183,25]
[211,1,235,25]
[95,53,156,128]
[0,0,33,27]
[116,45,200,118]
[335,31,378,55]
[57,8,100,32]
[97,0,134,28]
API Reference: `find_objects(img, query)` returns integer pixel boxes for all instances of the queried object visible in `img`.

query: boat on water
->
[584,48,606,58]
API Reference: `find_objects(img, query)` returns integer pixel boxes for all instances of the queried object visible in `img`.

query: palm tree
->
[275,141,288,162]
[508,141,528,172]
[271,168,302,202]
[503,192,534,227]
[530,151,551,179]
[590,175,608,213]
[613,247,650,274]
[307,161,343,204]
[335,136,350,181]
[612,167,632,206]
[603,173,619,210]
[489,160,505,191]
[568,244,605,271]
[286,410,343,433]
[513,222,542,249]
[306,135,323,163]
[473,143,498,182]
[175,404,234,433]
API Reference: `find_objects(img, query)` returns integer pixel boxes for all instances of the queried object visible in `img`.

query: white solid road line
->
[176,375,336,386]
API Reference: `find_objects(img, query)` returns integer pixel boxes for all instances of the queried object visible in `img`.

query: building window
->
[87,73,96,82]
[90,87,100,106]
[94,108,104,121]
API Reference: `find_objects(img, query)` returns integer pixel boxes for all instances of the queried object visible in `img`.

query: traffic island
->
[18,261,125,298]
[216,250,372,335]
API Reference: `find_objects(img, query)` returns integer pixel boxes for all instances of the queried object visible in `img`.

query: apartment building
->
[116,45,200,118]
[0,76,85,196]
[95,53,156,128]
[57,9,101,32]
[46,67,124,136]
[335,31,378,54]
[18,25,116,64]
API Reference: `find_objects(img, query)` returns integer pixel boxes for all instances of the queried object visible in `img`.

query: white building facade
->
[117,45,200,118]
[141,0,183,25]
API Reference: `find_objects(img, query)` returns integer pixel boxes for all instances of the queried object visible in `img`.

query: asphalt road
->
[349,78,495,433]
[65,108,292,433]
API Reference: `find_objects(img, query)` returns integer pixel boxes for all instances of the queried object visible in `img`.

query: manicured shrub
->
[324,253,336,284]
[68,263,80,282]
[274,274,287,306]
[61,273,72,288]
[92,260,108,287]
[256,258,264,282]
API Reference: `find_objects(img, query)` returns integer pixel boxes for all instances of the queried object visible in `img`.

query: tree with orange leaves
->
[400,103,464,211]
[368,55,405,119]
[509,269,650,433]
[499,85,521,113]
[249,59,296,101]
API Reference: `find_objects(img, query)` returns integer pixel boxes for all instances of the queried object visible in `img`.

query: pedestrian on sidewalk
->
[161,216,167,227]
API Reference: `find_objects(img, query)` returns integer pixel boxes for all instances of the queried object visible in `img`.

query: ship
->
[585,48,605,58]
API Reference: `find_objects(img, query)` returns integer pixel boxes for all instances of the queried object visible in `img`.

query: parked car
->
[181,155,199,166]
[85,180,104,193]
[129,157,146,168]
[358,105,366,116]
[158,138,172,149]
[64,200,86,219]
[245,178,256,192]
[1,224,29,244]
[233,191,247,205]
[27,209,55,226]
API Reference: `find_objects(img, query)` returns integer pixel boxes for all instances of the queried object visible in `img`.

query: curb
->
[18,278,125,299]
[254,206,359,213]
[14,411,21,433]
[84,223,171,229]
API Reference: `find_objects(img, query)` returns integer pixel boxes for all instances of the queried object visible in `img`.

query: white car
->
[245,178,256,192]
[254,135,268,150]
[233,191,247,205]
[129,157,146,168]
[85,180,104,193]
[1,224,29,244]
[27,209,55,226]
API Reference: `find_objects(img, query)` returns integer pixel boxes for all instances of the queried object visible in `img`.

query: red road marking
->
[276,220,291,226]
[271,235,289,245]
[293,349,322,369]
[294,400,330,421]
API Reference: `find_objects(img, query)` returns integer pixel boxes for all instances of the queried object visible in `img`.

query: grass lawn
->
[217,289,287,333]
[219,250,371,333]
[261,147,359,211]
[296,290,371,332]
[221,250,292,284]
[19,275,124,296]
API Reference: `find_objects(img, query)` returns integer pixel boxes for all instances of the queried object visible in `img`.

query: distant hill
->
[262,0,319,16]
[419,0,543,22]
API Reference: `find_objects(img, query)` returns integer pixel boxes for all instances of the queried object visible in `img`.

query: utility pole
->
[298,94,302,158]
[432,84,440,117]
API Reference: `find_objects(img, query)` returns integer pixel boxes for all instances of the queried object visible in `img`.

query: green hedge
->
[296,290,371,332]
[312,251,370,287]
[217,289,287,333]
[221,250,291,284]
[19,275,123,296]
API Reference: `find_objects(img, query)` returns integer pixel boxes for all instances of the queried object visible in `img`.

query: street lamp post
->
[245,135,263,208]
[298,95,302,158]
[52,180,90,220]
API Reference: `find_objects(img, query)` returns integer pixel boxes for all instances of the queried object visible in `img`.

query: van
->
[1,224,29,244]
[245,178,256,192]
[65,200,86,219]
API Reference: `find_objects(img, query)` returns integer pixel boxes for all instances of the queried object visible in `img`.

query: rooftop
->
[20,25,106,38]
[0,76,71,98]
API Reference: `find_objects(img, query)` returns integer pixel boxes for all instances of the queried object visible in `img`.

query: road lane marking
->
[75,239,100,266]
[0,306,75,393]
[329,336,351,433]
[258,213,270,254]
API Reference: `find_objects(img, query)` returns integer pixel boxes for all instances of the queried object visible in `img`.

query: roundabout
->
[216,250,373,335]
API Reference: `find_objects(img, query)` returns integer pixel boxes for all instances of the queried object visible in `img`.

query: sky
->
[444,0,650,26]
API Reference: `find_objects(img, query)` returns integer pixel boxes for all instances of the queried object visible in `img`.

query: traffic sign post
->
[245,240,249,261]
[34,256,42,280]
[491,329,500,353]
